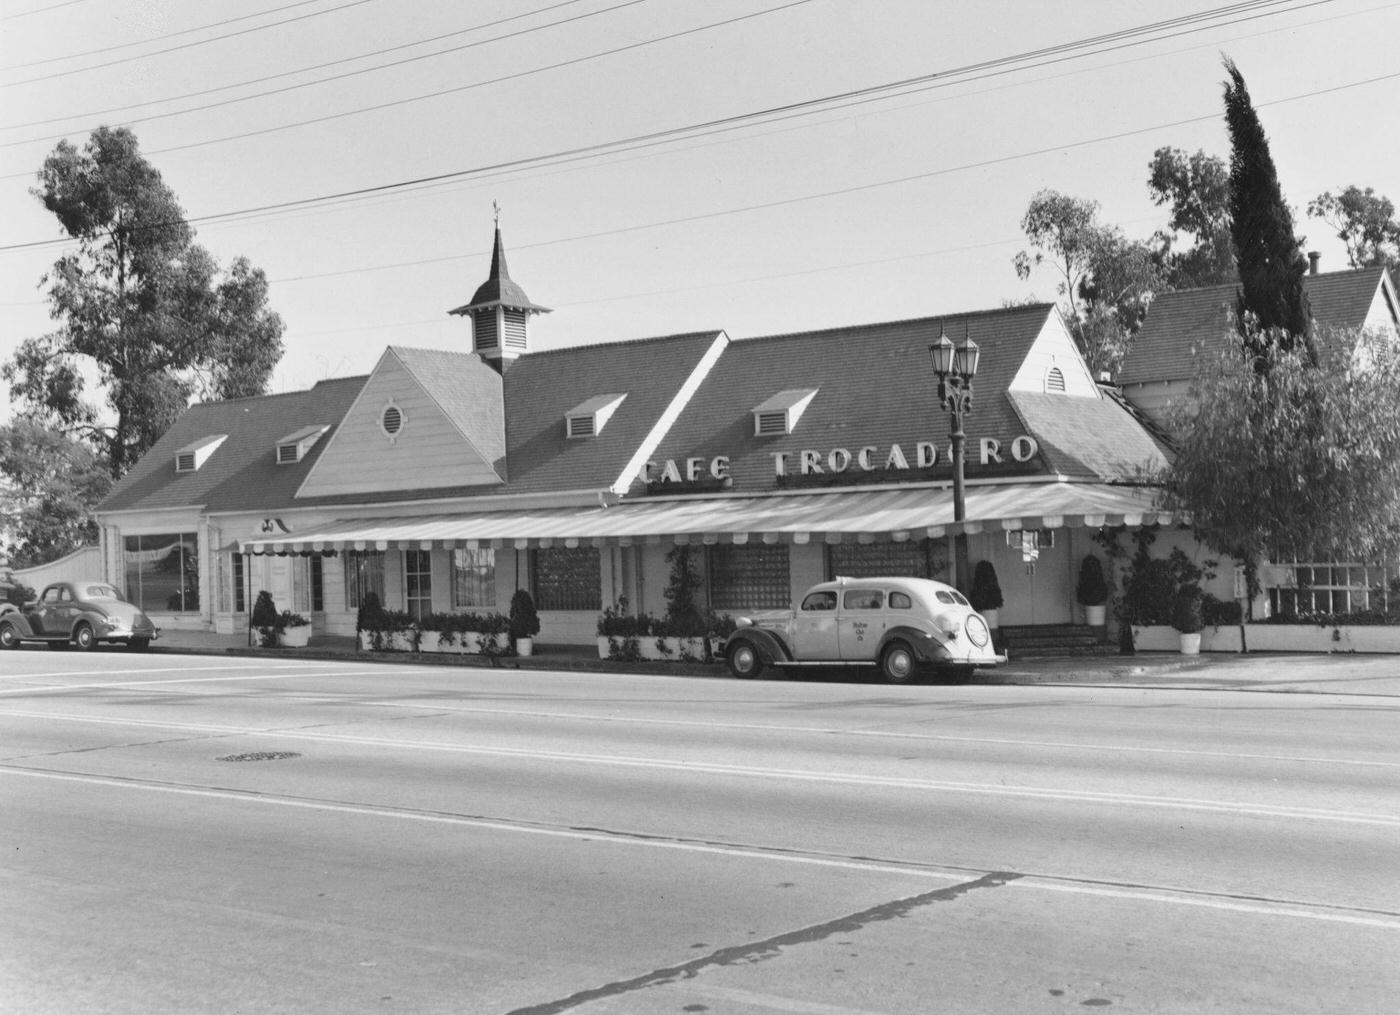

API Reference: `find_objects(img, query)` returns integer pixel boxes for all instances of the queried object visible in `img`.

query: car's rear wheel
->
[128,637,150,652]
[880,641,918,683]
[726,641,764,679]
[0,622,17,649]
[72,622,96,651]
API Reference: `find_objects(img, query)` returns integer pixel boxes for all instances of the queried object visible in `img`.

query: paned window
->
[707,543,790,610]
[344,550,385,609]
[123,533,199,613]
[451,548,496,609]
[531,547,601,611]
[291,556,323,613]
[826,540,946,581]
[404,549,432,622]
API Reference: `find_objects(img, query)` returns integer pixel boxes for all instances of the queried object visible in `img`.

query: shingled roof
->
[1119,267,1394,386]
[500,330,728,494]
[642,304,1163,491]
[98,376,367,515]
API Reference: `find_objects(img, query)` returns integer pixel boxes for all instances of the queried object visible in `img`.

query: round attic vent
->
[380,403,405,438]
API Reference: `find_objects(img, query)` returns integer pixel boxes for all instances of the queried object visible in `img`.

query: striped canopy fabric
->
[240,482,1177,555]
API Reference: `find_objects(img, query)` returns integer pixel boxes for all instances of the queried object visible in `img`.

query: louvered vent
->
[276,444,300,464]
[381,405,404,437]
[502,312,528,350]
[756,410,788,436]
[175,452,196,472]
[474,312,499,350]
[567,415,596,438]
[1045,367,1066,392]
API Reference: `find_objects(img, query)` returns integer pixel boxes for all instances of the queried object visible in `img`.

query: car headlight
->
[965,614,990,647]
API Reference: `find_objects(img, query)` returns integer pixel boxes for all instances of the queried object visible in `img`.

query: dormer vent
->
[752,389,818,437]
[1045,367,1066,393]
[174,434,227,473]
[566,393,626,439]
[276,425,330,465]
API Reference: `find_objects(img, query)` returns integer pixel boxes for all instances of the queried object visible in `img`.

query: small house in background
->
[1117,263,1400,431]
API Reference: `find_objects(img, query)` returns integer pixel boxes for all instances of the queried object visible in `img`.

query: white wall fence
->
[8,545,105,592]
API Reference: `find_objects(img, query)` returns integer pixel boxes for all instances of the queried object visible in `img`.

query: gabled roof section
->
[296,347,505,500]
[501,331,728,494]
[646,304,1083,491]
[1008,391,1171,480]
[1120,267,1396,385]
[98,376,368,515]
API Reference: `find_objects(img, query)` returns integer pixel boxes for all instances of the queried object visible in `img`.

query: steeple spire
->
[448,207,550,372]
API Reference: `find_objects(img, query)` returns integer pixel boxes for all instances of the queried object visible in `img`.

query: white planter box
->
[279,624,312,648]
[1132,623,1400,654]
[597,636,709,660]
[1245,624,1400,653]
[1132,625,1243,653]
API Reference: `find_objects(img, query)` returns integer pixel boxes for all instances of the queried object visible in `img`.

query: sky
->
[2,0,1398,423]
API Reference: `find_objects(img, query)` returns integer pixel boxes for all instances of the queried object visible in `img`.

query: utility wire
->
[1,0,357,70]
[1,0,642,136]
[0,0,383,86]
[0,0,1305,145]
[0,0,90,21]
[0,0,1370,258]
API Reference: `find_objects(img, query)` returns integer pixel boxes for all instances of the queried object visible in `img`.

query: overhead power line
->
[0,0,383,85]
[0,0,360,70]
[0,0,1338,232]
[1,0,638,135]
[0,0,90,21]
[1,0,1311,149]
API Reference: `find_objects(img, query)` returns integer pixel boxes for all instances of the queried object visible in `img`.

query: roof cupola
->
[448,204,551,372]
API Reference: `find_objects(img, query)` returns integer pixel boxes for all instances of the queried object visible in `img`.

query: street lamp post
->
[929,330,980,593]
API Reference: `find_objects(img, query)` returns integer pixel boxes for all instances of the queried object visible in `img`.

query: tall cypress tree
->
[1222,58,1313,365]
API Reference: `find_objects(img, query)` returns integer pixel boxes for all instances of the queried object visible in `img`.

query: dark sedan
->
[0,580,159,651]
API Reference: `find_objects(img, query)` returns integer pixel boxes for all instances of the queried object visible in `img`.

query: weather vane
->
[493,200,501,227]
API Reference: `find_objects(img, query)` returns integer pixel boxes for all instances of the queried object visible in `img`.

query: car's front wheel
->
[726,641,764,679]
[0,621,17,650]
[72,622,96,651]
[880,641,918,683]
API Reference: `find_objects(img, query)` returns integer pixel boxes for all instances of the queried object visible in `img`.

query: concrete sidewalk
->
[146,628,1400,696]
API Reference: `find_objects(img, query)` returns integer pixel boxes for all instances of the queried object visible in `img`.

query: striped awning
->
[239,482,1177,555]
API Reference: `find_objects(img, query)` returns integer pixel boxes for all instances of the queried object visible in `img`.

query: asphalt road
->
[2,650,1397,1014]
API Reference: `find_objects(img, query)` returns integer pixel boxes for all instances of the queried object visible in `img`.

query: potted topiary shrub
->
[509,588,540,657]
[251,590,284,648]
[1172,585,1204,655]
[969,560,1003,629]
[1077,554,1108,627]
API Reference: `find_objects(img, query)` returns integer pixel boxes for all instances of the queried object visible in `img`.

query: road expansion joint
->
[503,872,1020,1015]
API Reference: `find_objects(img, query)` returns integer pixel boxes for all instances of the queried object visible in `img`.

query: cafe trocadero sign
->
[644,435,1041,489]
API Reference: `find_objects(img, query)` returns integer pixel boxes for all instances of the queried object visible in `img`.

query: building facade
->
[97,227,1188,644]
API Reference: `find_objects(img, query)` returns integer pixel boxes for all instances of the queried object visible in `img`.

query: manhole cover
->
[216,751,301,762]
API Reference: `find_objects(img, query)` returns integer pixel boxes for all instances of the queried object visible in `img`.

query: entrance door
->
[988,530,1072,626]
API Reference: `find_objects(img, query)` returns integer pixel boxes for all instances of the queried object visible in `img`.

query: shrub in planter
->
[1171,586,1204,634]
[355,593,415,651]
[597,598,655,661]
[1201,594,1243,626]
[969,561,1003,613]
[251,590,284,648]
[279,610,311,647]
[508,588,540,647]
[1077,555,1108,607]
